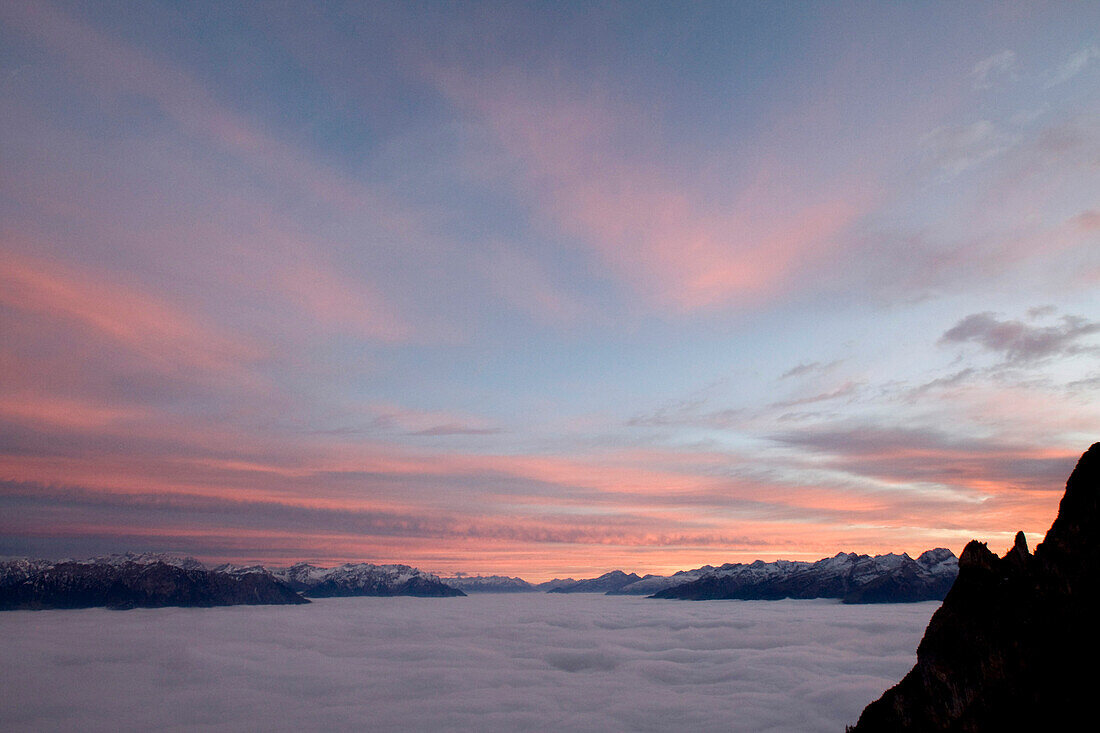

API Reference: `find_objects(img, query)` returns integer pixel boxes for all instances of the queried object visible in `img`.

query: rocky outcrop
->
[0,554,308,610]
[849,442,1100,731]
[651,550,957,603]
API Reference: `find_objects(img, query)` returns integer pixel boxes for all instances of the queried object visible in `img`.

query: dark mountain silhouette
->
[0,555,470,609]
[849,442,1100,731]
[607,567,717,595]
[0,554,307,610]
[546,570,642,593]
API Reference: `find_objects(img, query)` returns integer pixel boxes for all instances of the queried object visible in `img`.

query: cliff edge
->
[849,442,1100,731]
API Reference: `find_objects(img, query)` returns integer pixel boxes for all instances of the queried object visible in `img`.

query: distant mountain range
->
[651,549,958,604]
[447,550,959,603]
[0,553,306,610]
[2,546,960,610]
[266,562,464,598]
[548,570,642,593]
[0,554,463,610]
[440,575,539,592]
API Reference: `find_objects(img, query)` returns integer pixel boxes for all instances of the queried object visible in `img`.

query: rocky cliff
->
[849,442,1100,731]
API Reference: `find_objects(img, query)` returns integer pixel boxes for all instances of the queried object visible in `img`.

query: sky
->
[0,594,938,731]
[1,1,1098,580]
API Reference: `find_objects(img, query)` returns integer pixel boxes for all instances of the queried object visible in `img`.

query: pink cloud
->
[433,69,864,311]
[0,422,1067,578]
[1,2,421,344]
[278,263,412,342]
[0,248,262,378]
[0,394,148,431]
[480,245,588,325]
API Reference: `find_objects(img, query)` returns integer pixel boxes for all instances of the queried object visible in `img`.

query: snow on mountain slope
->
[651,549,959,603]
[270,562,465,597]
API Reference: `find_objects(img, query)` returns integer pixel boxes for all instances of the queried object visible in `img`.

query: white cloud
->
[0,595,937,732]
[1049,45,1100,86]
[971,50,1016,89]
[921,121,1013,177]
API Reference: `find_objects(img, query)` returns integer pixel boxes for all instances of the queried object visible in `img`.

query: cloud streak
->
[971,50,1016,89]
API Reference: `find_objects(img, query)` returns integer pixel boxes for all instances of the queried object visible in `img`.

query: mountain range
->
[2,547,961,609]
[0,554,463,610]
[650,549,958,603]
[267,562,465,598]
[547,570,643,593]
[0,553,306,610]
[447,551,958,604]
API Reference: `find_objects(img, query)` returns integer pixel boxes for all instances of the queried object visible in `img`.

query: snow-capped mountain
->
[608,566,718,595]
[0,558,54,587]
[651,549,958,603]
[82,552,208,571]
[534,578,577,591]
[270,562,465,597]
[0,555,307,610]
[546,570,642,593]
[0,554,472,610]
[440,575,537,593]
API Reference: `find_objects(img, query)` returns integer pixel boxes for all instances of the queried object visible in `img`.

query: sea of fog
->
[0,594,938,732]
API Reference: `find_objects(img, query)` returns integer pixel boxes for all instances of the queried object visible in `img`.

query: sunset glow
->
[2,1,1098,580]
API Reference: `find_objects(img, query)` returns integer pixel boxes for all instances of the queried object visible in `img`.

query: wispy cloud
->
[768,424,1079,498]
[432,68,863,312]
[769,382,861,410]
[921,120,1013,177]
[0,249,261,378]
[970,50,1016,89]
[1048,45,1100,87]
[780,360,843,380]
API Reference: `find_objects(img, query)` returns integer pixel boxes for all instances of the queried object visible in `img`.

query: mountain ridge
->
[849,442,1100,731]
[271,562,465,598]
[650,549,957,603]
[0,555,307,610]
[0,555,466,609]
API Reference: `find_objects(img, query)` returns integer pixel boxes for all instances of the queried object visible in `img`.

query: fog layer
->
[0,594,937,732]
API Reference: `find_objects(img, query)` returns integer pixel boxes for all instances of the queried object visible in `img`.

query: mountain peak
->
[850,442,1100,731]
